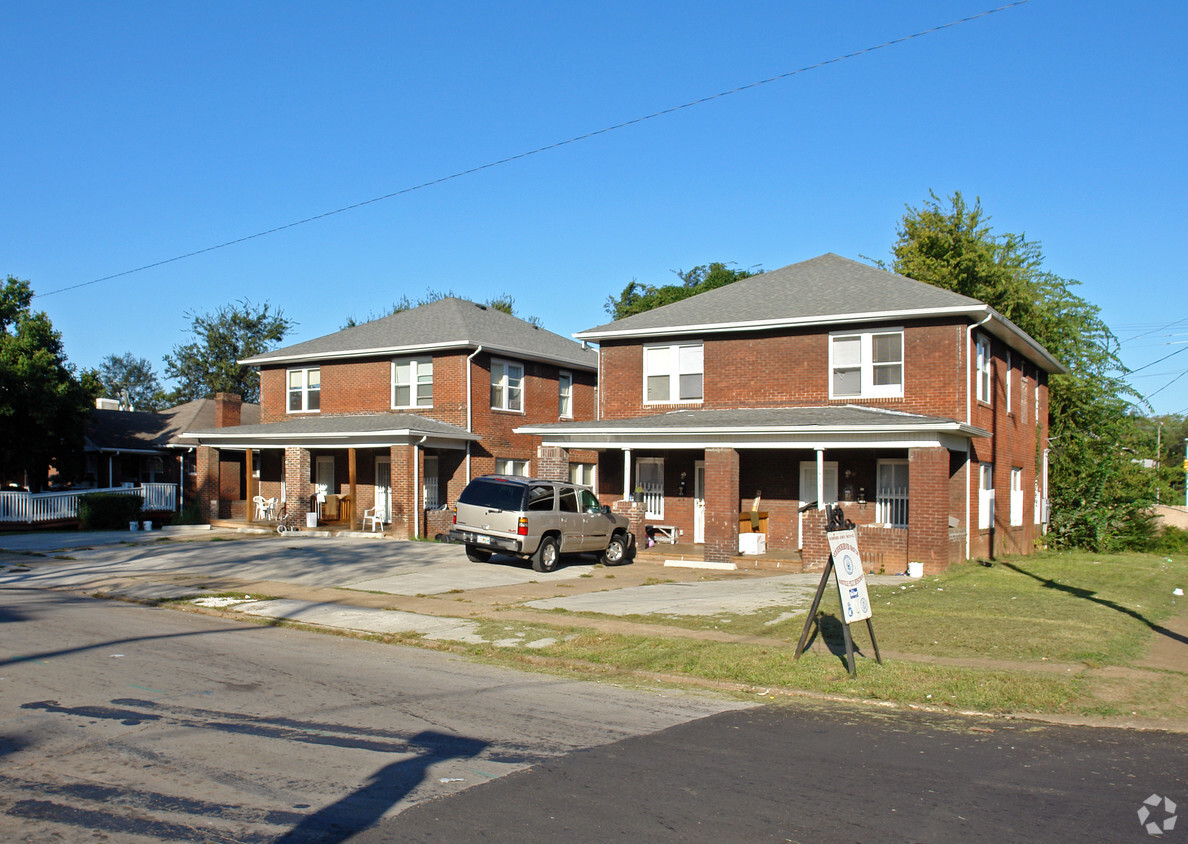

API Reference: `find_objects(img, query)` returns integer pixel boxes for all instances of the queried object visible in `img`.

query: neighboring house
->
[179,298,598,536]
[519,253,1065,573]
[84,398,260,505]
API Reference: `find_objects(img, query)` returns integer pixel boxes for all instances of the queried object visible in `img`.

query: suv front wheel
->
[600,533,631,566]
[532,536,560,573]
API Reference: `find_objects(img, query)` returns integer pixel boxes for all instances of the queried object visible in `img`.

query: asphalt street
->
[0,587,746,842]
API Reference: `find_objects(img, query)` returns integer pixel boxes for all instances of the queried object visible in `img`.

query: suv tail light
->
[517,516,529,536]
[452,510,457,525]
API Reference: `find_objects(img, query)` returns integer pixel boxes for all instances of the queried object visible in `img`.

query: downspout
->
[414,435,427,539]
[465,345,483,482]
[966,313,993,560]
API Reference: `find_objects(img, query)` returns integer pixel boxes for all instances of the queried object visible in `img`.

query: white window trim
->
[975,335,992,404]
[491,358,525,413]
[391,356,433,409]
[1005,351,1013,413]
[287,367,320,414]
[495,458,530,477]
[558,370,573,419]
[828,328,904,400]
[569,462,596,492]
[643,342,703,405]
[1010,467,1024,527]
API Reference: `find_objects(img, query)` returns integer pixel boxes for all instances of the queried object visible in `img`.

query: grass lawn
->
[464,550,1188,718]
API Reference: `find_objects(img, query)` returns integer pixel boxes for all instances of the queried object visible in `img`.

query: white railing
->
[0,484,178,524]
[876,485,909,528]
[642,483,664,519]
[423,476,440,510]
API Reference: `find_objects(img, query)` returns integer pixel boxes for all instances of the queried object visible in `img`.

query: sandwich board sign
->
[793,505,882,678]
[827,529,871,623]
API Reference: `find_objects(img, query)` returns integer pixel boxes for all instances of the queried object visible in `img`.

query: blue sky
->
[4,1,1186,415]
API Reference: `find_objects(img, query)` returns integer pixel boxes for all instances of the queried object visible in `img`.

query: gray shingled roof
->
[86,399,261,452]
[578,253,986,337]
[241,297,597,370]
[180,411,477,446]
[520,405,985,436]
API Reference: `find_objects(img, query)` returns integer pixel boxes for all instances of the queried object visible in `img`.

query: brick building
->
[519,254,1064,573]
[180,298,597,536]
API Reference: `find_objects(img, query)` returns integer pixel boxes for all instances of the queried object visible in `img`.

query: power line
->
[34,1,1032,300]
[1145,369,1188,401]
[1120,315,1188,344]
[1129,344,1188,375]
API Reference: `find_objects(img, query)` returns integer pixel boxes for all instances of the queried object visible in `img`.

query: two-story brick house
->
[519,254,1064,573]
[181,297,597,537]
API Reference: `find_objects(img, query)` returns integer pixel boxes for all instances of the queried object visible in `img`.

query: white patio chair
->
[361,505,384,532]
[253,496,269,520]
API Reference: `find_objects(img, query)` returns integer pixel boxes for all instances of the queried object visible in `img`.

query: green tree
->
[0,276,97,490]
[163,300,292,404]
[604,262,759,320]
[885,191,1149,551]
[98,352,164,411]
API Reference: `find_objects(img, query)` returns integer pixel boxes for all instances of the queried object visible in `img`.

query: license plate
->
[476,535,491,545]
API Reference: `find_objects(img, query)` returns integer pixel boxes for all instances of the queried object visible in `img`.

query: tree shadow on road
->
[1001,561,1188,648]
[274,731,488,843]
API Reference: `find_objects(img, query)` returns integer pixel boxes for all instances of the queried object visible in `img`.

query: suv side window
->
[527,485,555,511]
[579,489,601,513]
[558,487,579,513]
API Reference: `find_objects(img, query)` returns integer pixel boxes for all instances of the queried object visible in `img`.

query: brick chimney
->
[214,393,242,428]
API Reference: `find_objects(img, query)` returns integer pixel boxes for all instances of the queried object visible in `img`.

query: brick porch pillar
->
[391,444,420,539]
[196,446,219,523]
[704,447,740,564]
[283,447,311,529]
[535,446,569,481]
[907,446,950,574]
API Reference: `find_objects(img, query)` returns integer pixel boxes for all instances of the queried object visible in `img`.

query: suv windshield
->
[457,478,526,511]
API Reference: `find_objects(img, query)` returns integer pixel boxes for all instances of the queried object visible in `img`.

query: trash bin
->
[908,561,924,578]
[306,512,318,528]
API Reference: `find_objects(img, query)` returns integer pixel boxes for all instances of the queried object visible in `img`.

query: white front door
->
[315,456,335,497]
[693,460,706,544]
[375,457,392,522]
[798,460,838,548]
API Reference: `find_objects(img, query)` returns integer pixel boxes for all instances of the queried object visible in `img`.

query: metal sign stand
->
[793,505,883,678]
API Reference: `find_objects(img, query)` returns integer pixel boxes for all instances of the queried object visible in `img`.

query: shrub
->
[1151,526,1188,555]
[78,493,143,530]
[171,502,205,526]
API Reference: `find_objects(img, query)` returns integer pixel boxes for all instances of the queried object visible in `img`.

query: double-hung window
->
[288,367,320,413]
[495,458,529,477]
[829,330,903,399]
[975,335,992,403]
[1005,351,1013,413]
[558,371,573,418]
[644,342,703,404]
[491,359,524,412]
[978,463,995,529]
[392,357,433,408]
[1010,467,1024,526]
[569,462,595,489]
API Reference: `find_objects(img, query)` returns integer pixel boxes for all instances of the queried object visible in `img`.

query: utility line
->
[1145,369,1188,401]
[1127,344,1188,375]
[34,0,1032,299]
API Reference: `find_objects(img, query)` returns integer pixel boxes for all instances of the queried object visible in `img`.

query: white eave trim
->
[239,340,597,372]
[516,421,989,438]
[576,304,1066,374]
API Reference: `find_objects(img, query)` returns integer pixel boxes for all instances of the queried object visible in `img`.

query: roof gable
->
[241,297,597,370]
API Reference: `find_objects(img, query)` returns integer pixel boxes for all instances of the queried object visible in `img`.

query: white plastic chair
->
[253,496,269,520]
[362,505,384,532]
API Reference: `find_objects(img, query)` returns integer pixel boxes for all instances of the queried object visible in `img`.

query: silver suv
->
[450,475,635,572]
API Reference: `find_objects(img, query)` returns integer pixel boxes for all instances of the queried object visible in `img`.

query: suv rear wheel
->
[531,536,559,573]
[600,532,630,566]
[465,544,492,563]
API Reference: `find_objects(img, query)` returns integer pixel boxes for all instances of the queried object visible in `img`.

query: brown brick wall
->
[282,447,311,528]
[703,448,740,563]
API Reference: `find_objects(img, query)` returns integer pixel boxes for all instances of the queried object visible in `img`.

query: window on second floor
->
[558,371,573,418]
[491,359,524,412]
[975,335,992,403]
[829,329,903,399]
[288,367,320,413]
[644,342,702,403]
[392,357,433,408]
[495,457,529,477]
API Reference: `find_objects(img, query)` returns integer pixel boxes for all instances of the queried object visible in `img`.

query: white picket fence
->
[0,484,178,525]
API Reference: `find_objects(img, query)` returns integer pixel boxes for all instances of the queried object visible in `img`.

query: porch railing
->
[0,484,178,525]
[641,483,664,519]
[876,485,909,528]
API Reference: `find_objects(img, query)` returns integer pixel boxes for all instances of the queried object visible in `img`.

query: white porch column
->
[622,448,632,500]
[816,448,825,510]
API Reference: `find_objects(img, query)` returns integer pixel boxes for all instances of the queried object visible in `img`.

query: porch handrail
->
[0,484,178,524]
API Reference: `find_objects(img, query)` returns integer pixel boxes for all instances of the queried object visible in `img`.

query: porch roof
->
[517,405,989,451]
[179,412,479,450]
